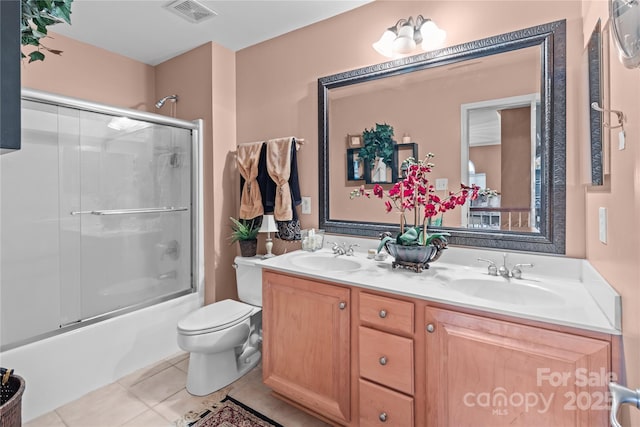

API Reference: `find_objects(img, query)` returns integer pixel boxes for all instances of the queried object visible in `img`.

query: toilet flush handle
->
[232,263,238,269]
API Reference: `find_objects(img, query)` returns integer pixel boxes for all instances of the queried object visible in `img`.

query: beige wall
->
[22,32,156,110]
[582,1,640,425]
[470,145,501,192]
[154,43,238,304]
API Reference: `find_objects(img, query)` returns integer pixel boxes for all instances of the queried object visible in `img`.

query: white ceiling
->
[52,0,372,66]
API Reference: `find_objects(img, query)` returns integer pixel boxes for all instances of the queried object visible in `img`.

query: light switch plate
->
[599,207,607,244]
[435,178,448,191]
[301,197,311,214]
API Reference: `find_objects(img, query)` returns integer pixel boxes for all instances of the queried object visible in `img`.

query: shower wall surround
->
[0,89,202,350]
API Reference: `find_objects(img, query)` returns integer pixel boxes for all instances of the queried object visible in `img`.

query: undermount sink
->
[289,252,363,272]
[446,277,566,306]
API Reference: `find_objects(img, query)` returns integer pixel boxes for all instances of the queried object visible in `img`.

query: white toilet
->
[177,256,263,396]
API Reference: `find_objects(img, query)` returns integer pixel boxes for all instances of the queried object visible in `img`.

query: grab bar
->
[610,382,640,427]
[70,206,188,216]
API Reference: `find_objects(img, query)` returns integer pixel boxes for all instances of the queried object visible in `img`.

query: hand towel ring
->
[591,102,625,130]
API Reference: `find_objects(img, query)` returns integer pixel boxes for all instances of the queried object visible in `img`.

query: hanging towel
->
[237,141,265,220]
[266,137,294,221]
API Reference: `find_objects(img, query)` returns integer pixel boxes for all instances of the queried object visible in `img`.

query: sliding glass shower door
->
[1,94,199,350]
[72,110,193,320]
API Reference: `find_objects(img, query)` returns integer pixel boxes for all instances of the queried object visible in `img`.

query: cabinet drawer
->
[359,379,413,427]
[359,326,414,395]
[359,292,414,335]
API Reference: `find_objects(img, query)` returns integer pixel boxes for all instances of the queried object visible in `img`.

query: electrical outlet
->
[435,178,448,191]
[599,207,607,244]
[301,197,311,214]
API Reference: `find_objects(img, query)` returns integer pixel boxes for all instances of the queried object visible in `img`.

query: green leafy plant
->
[21,0,73,63]
[359,123,396,169]
[229,217,260,243]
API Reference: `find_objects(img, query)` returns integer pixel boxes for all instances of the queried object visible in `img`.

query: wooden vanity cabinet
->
[425,306,611,426]
[263,270,614,426]
[262,270,351,425]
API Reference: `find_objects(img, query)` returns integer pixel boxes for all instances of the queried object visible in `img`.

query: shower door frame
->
[8,89,204,349]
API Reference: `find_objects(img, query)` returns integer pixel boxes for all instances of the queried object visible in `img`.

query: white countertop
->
[259,239,621,336]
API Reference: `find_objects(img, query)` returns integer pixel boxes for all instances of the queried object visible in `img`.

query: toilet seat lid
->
[178,299,254,335]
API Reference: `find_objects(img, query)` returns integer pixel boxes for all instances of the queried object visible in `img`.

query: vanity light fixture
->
[259,214,278,258]
[373,15,446,58]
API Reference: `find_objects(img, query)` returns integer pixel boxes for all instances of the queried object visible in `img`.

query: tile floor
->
[25,352,330,427]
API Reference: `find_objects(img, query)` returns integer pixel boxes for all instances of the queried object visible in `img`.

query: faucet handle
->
[327,241,346,255]
[511,263,534,279]
[346,243,359,256]
[477,258,498,276]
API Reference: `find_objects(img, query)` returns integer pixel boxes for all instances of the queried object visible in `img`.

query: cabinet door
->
[425,307,610,426]
[263,271,350,424]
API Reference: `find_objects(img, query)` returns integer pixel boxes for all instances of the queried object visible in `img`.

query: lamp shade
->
[372,29,396,58]
[259,214,278,233]
[420,20,446,51]
[393,23,416,54]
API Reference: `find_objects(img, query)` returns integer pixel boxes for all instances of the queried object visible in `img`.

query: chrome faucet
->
[328,241,346,255]
[328,242,358,256]
[609,382,640,427]
[345,243,359,256]
[498,253,510,278]
[478,254,534,279]
[511,263,534,279]
[478,258,498,276]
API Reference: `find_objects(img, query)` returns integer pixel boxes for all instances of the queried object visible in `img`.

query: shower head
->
[155,94,178,109]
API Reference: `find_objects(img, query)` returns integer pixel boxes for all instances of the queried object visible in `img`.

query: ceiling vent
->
[164,0,217,24]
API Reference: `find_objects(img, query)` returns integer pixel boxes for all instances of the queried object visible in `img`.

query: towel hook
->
[591,102,625,130]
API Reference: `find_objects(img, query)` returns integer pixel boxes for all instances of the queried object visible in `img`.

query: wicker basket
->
[0,371,25,427]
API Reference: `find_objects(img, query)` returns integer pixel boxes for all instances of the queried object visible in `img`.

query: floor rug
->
[175,395,284,427]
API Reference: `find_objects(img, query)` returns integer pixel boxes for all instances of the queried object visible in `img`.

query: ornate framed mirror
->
[318,20,566,254]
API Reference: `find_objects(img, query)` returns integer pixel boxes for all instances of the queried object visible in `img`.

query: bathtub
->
[0,292,201,422]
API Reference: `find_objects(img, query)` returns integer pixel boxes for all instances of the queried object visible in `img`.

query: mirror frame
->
[318,19,566,254]
[587,19,604,186]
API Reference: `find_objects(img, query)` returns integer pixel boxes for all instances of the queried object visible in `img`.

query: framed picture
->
[394,143,418,180]
[347,134,362,148]
[346,148,365,181]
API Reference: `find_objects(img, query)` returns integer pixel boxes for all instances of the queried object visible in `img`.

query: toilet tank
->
[234,256,263,307]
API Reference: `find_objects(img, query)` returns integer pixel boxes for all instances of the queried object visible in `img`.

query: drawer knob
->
[379,356,387,366]
[379,412,388,422]
[426,323,435,333]
[339,301,347,310]
[379,309,387,318]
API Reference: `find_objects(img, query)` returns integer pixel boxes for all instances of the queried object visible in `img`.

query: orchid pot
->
[351,153,479,271]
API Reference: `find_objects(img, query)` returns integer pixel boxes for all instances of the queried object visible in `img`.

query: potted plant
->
[229,217,260,257]
[350,154,479,271]
[359,123,396,183]
[21,0,74,62]
[0,368,26,427]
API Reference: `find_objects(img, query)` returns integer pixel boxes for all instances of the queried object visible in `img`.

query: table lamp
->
[259,214,278,258]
